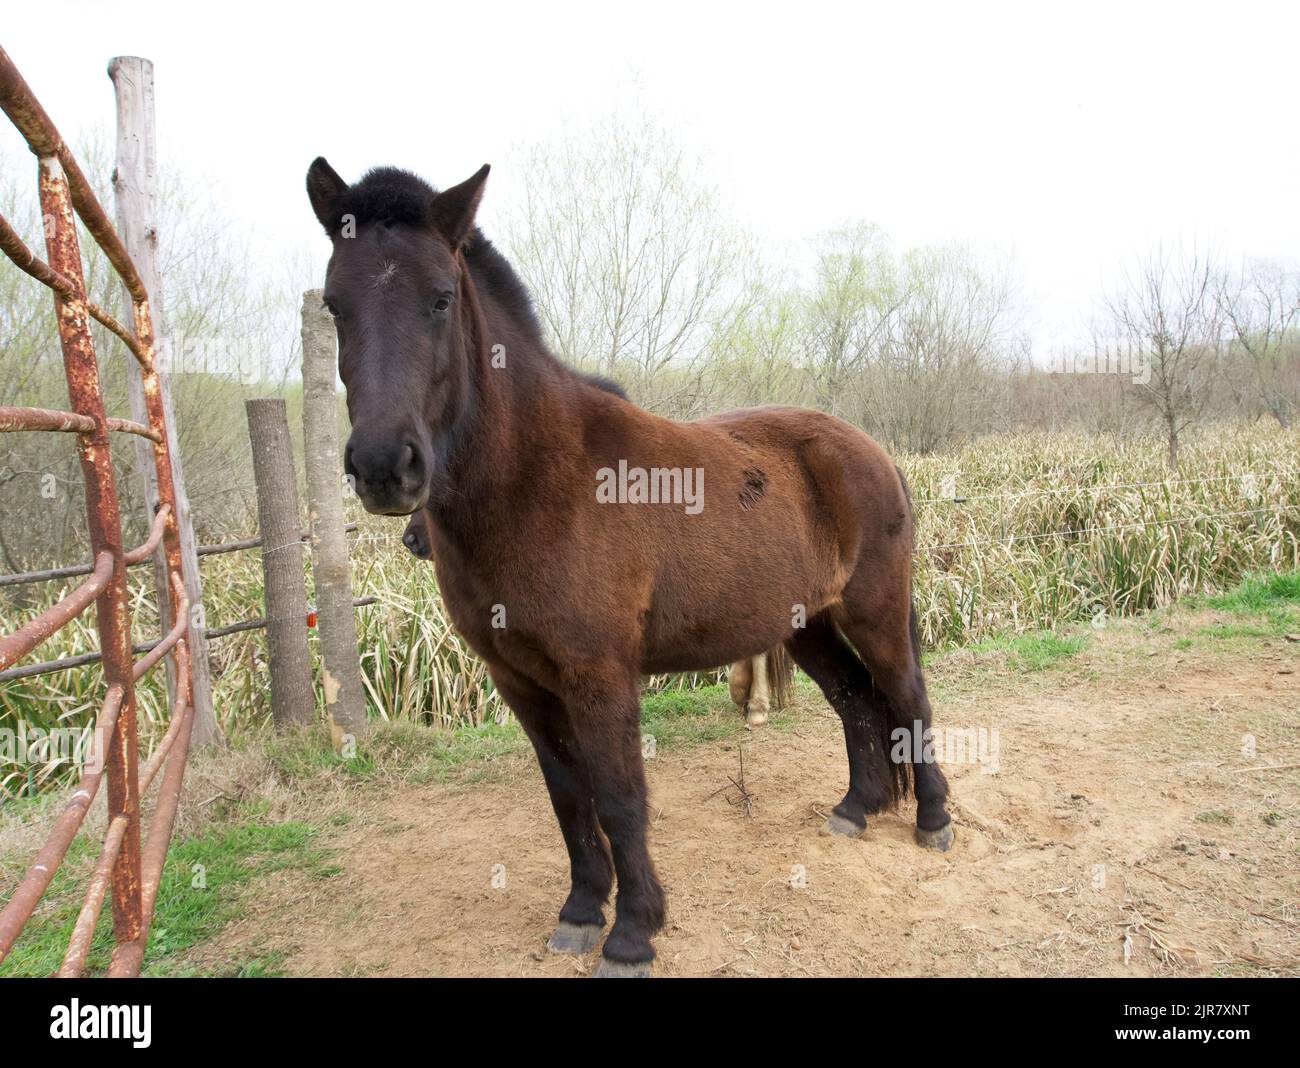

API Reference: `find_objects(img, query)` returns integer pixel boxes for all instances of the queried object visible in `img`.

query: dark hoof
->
[916,822,955,852]
[821,813,866,838]
[593,957,653,978]
[547,922,603,955]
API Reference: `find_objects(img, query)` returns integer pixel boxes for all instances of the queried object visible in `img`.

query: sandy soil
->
[199,621,1299,977]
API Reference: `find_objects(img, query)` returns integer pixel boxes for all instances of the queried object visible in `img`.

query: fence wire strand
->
[913,470,1284,506]
[922,503,1297,553]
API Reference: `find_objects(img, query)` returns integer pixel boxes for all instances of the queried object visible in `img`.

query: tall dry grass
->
[907,427,1299,646]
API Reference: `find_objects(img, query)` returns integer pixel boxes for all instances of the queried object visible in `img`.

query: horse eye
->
[432,295,453,314]
[323,298,340,318]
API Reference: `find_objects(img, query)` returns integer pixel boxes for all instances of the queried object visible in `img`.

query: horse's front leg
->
[488,666,613,954]
[565,670,665,977]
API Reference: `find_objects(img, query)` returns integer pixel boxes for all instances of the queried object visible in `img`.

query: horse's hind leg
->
[835,592,953,850]
[488,666,614,953]
[787,615,897,836]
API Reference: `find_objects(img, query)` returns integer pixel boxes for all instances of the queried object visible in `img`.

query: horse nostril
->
[399,440,425,487]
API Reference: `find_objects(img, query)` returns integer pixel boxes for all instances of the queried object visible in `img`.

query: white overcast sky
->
[3,0,1298,358]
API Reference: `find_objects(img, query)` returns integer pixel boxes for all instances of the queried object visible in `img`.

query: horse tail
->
[765,643,794,710]
[894,464,924,670]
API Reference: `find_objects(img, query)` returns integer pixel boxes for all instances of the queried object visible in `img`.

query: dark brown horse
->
[306,159,953,977]
[403,455,793,729]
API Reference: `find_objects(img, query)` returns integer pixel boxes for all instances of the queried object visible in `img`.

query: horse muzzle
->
[344,431,430,516]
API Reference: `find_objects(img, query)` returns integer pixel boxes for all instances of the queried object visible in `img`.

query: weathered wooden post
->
[301,290,368,744]
[245,398,313,728]
[108,55,219,746]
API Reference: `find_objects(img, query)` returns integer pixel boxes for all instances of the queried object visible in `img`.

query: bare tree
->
[801,223,902,417]
[1103,245,1224,469]
[1216,258,1299,428]
[501,114,754,410]
[800,227,1021,451]
[865,243,1021,452]
[707,285,811,411]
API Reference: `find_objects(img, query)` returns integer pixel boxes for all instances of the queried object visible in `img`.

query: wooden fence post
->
[244,398,313,728]
[301,290,368,743]
[108,56,219,746]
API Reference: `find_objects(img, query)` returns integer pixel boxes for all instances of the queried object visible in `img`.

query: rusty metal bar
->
[0,405,94,434]
[0,404,161,441]
[107,698,193,977]
[57,813,129,978]
[0,551,112,672]
[58,640,191,979]
[0,209,146,361]
[0,685,123,964]
[0,47,149,307]
[137,643,192,796]
[131,572,188,680]
[124,504,172,564]
[106,417,160,441]
[36,150,144,951]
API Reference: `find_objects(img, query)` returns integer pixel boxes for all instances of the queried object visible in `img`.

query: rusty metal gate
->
[0,46,196,976]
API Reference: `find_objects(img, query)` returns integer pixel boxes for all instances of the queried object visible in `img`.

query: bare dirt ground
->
[194,613,1298,978]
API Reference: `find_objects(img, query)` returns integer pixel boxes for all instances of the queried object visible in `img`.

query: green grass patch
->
[1189,570,1300,640]
[0,818,334,978]
[640,682,794,748]
[971,631,1090,671]
[1198,618,1291,641]
[1204,570,1300,612]
[229,951,291,978]
[262,719,528,788]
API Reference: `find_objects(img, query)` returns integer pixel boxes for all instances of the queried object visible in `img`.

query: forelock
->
[329,167,438,233]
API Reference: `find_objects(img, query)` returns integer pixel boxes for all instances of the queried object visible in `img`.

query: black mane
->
[333,166,542,341]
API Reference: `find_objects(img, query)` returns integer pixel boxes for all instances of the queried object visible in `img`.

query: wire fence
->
[0,524,365,683]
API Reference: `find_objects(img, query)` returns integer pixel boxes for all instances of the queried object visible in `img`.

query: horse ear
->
[430,164,490,247]
[307,157,348,231]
